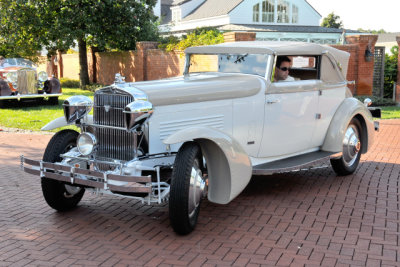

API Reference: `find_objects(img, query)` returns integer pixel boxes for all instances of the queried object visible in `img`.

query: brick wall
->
[344,35,378,96]
[396,36,400,102]
[330,44,359,94]
[145,50,185,81]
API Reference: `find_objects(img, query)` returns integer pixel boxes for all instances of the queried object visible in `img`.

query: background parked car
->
[0,57,61,107]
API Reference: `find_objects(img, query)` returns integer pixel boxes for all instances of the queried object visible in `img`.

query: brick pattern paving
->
[0,120,399,266]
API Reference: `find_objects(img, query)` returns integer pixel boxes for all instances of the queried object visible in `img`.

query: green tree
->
[321,12,343,29]
[0,0,159,87]
[384,46,398,98]
[357,28,387,34]
[162,28,224,52]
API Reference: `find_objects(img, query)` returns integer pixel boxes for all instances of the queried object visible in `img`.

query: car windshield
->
[0,58,36,68]
[188,53,268,77]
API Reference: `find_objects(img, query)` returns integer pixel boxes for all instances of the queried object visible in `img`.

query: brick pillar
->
[223,32,256,43]
[345,35,378,95]
[136,41,158,81]
[396,36,400,103]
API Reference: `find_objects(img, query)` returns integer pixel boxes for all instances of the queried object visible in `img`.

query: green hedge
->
[354,96,397,107]
[60,78,80,88]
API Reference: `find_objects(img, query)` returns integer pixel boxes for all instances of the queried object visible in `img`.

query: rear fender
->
[41,115,93,131]
[163,127,252,204]
[322,98,374,153]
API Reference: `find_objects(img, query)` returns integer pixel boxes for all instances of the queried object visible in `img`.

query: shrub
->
[159,27,224,52]
[354,96,396,107]
[81,83,103,92]
[383,46,398,98]
[60,78,80,88]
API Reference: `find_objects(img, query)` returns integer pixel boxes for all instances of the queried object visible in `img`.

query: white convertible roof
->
[186,41,350,77]
[186,41,348,57]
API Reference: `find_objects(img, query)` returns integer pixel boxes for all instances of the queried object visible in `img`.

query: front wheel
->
[330,118,362,176]
[169,142,207,235]
[41,130,85,211]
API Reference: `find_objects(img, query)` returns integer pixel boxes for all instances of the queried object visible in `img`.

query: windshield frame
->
[184,53,273,79]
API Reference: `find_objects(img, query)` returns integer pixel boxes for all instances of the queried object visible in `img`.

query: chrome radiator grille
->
[17,69,36,94]
[94,91,135,161]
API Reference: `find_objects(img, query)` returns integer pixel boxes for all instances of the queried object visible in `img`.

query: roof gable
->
[183,0,244,21]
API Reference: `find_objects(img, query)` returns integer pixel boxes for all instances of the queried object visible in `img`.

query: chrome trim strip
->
[0,93,62,100]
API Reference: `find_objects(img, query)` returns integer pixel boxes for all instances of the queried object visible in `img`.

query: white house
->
[155,0,360,44]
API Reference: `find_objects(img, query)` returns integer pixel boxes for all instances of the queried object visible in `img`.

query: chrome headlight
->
[124,100,153,131]
[77,132,97,156]
[5,72,17,84]
[63,95,93,124]
[38,71,48,82]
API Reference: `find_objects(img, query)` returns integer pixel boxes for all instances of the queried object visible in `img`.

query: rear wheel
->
[169,142,207,235]
[41,130,85,211]
[330,118,362,176]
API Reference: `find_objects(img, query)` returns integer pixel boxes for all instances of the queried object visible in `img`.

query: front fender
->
[322,97,374,153]
[163,127,252,205]
[41,115,93,131]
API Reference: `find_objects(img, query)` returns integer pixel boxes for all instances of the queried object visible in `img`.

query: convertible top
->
[186,41,350,80]
[186,41,348,57]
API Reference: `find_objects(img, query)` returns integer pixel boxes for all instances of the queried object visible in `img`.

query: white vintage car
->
[22,41,379,235]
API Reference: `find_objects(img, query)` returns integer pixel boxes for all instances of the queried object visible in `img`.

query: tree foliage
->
[384,46,398,98]
[357,28,387,34]
[160,28,224,52]
[321,12,343,29]
[0,0,159,86]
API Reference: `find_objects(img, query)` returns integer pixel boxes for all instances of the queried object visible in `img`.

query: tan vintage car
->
[0,58,61,107]
[22,42,380,235]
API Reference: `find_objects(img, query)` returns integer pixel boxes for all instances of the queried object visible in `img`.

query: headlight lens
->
[124,100,153,131]
[63,95,93,124]
[5,72,17,84]
[77,132,97,156]
[38,71,48,82]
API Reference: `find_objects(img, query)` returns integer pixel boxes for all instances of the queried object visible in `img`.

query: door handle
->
[266,99,280,104]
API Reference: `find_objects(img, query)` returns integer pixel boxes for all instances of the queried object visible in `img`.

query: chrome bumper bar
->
[21,156,152,194]
[0,93,62,100]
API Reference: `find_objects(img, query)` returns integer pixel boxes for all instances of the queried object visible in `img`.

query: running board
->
[252,151,336,175]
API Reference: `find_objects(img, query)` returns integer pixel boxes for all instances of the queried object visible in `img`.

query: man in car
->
[274,56,295,82]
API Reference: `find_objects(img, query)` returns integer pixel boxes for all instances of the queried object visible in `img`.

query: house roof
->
[218,24,359,34]
[183,0,243,21]
[171,0,190,6]
[377,32,400,43]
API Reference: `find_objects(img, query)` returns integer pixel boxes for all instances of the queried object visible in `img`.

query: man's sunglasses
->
[278,67,291,71]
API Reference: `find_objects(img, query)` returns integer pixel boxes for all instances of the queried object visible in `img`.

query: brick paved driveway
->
[0,120,399,266]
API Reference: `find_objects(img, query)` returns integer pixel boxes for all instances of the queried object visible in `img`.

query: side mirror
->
[363,98,372,107]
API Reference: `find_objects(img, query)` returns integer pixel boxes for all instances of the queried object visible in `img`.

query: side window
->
[272,55,320,83]
[320,55,343,83]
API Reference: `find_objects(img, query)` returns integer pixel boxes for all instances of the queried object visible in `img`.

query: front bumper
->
[0,93,62,100]
[21,156,170,204]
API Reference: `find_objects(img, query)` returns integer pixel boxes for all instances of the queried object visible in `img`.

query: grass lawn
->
[0,90,400,132]
[0,88,93,132]
[380,106,400,119]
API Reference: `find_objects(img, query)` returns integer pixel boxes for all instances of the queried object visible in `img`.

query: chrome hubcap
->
[188,159,206,219]
[342,124,360,167]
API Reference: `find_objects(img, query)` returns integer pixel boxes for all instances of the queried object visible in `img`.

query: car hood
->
[130,73,264,106]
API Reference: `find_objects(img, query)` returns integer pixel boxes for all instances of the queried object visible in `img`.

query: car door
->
[310,54,348,148]
[258,80,320,158]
